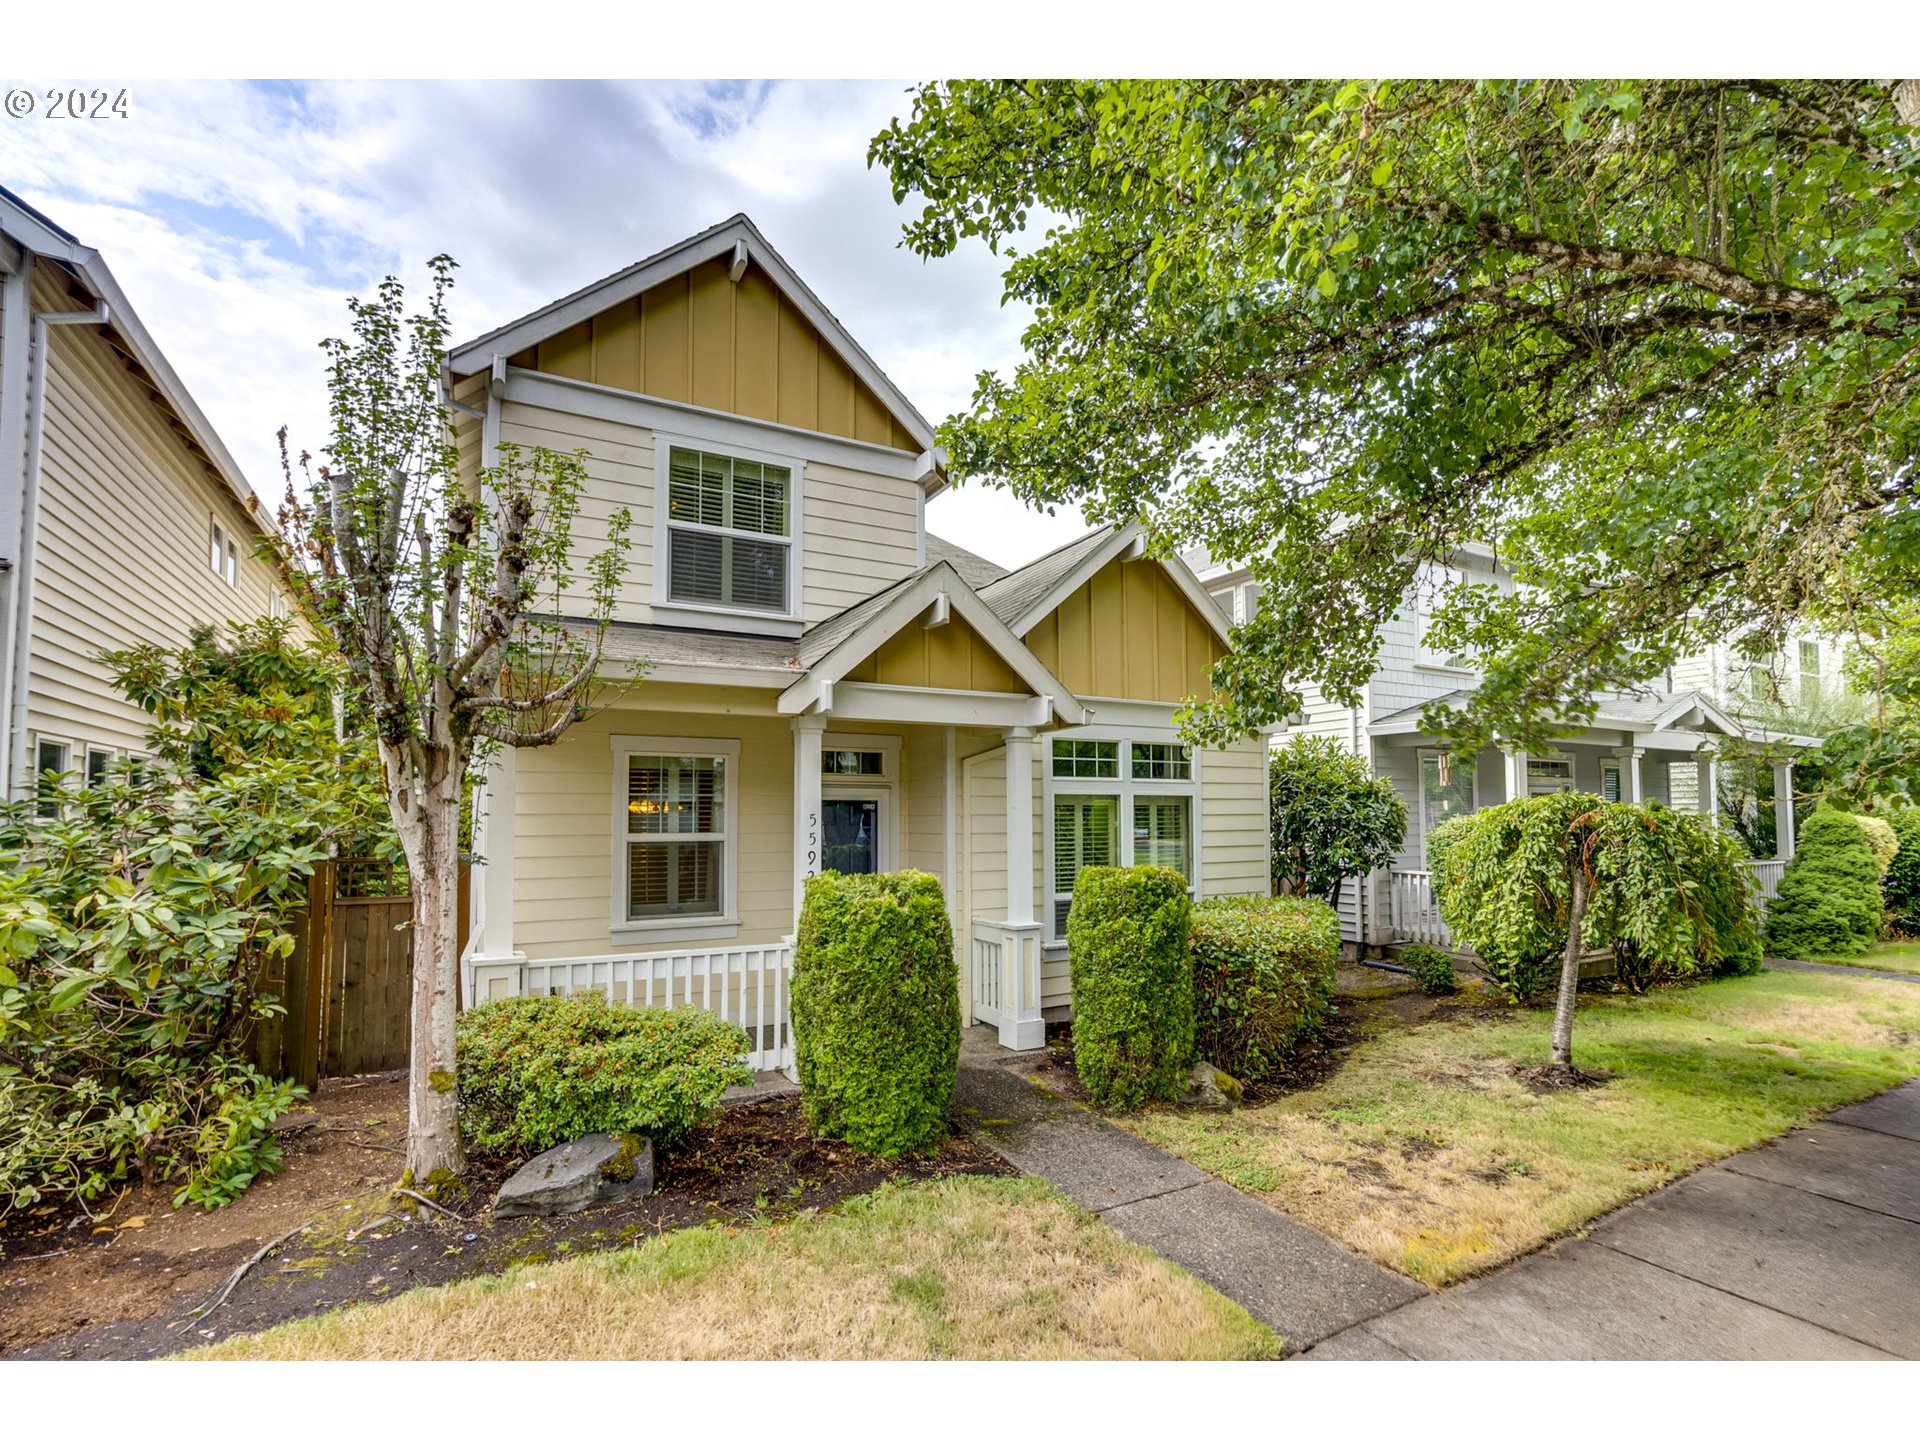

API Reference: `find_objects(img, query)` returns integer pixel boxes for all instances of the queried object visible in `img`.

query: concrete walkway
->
[1770,956,1920,985]
[1301,1080,1920,1360]
[951,1057,1423,1352]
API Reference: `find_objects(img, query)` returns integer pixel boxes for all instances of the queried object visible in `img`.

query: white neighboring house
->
[0,186,292,803]
[1191,545,1818,954]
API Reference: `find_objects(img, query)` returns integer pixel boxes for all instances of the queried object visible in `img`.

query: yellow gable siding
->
[844,613,1029,693]
[1024,557,1225,703]
[513,258,918,452]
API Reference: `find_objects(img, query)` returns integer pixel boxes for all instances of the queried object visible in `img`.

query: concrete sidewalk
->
[1301,1080,1920,1360]
[1770,957,1920,986]
[951,1060,1423,1352]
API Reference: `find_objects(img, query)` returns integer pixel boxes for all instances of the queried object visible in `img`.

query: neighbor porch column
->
[469,746,524,1005]
[1695,751,1719,826]
[1613,745,1645,803]
[793,714,826,923]
[1772,759,1797,860]
[1501,746,1529,804]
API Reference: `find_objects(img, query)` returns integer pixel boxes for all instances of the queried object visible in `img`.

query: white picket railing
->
[1746,858,1786,904]
[516,941,795,1071]
[1384,870,1452,948]
[972,916,1045,1051]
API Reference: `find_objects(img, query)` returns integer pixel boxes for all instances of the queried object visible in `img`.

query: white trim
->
[608,734,742,938]
[816,683,1055,728]
[649,429,803,630]
[637,662,794,689]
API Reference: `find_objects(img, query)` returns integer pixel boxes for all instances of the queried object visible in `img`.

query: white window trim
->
[30,734,74,816]
[1413,562,1476,674]
[1525,751,1577,794]
[608,733,742,944]
[84,745,116,786]
[1041,723,1204,946]
[649,428,805,633]
[1417,747,1480,846]
[209,516,238,588]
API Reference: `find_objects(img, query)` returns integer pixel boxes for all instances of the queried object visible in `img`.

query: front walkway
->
[1303,1080,1920,1360]
[952,1040,1423,1352]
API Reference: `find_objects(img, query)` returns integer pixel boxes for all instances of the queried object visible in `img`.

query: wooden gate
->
[255,858,469,1087]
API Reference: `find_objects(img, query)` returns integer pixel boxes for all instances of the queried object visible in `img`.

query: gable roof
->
[447,214,936,460]
[979,523,1233,645]
[925,533,1007,589]
[1368,687,1820,748]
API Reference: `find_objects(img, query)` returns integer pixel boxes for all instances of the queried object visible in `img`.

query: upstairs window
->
[665,446,791,613]
[1414,563,1472,670]
[1799,640,1822,701]
[209,519,238,587]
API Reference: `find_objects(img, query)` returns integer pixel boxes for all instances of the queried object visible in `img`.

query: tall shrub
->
[1189,895,1338,1083]
[1854,813,1899,877]
[1067,866,1193,1109]
[1767,806,1886,958]
[1268,735,1406,906]
[1886,808,1920,936]
[791,869,959,1157]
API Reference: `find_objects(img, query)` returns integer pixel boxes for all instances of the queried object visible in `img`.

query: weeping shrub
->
[1068,866,1194,1109]
[1189,895,1338,1084]
[1767,806,1886,958]
[791,869,960,1157]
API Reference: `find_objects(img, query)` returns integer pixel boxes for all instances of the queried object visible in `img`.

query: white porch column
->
[1695,751,1719,825]
[1004,727,1036,925]
[792,714,826,923]
[1773,759,1797,860]
[1613,746,1645,803]
[997,726,1044,1050]
[1501,746,1529,804]
[469,746,525,1005]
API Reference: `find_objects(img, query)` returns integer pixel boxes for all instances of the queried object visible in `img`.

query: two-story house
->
[1193,545,1818,956]
[448,216,1271,1063]
[0,186,291,801]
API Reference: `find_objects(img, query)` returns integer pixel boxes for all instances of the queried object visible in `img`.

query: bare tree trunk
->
[395,749,466,1186]
[1549,858,1590,1068]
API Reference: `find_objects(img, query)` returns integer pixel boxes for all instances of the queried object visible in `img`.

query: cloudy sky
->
[0,79,1090,567]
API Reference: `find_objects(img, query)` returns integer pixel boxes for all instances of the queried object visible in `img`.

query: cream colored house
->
[451,216,1271,1063]
[0,186,289,800]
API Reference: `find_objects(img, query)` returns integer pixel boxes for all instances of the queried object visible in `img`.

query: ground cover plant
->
[189,1176,1276,1361]
[1127,968,1920,1286]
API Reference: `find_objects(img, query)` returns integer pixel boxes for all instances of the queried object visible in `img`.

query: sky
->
[0,79,1091,568]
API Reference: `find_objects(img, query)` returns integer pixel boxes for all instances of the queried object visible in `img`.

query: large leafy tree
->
[280,259,631,1185]
[871,81,1920,781]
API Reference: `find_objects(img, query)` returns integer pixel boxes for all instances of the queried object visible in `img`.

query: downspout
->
[7,299,109,798]
[0,256,31,797]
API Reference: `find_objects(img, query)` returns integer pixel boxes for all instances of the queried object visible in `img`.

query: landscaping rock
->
[492,1132,654,1218]
[1178,1061,1243,1110]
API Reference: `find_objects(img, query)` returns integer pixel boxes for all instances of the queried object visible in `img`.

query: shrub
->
[791,869,960,1157]
[1855,813,1899,877]
[1885,808,1920,936]
[1189,895,1338,1083]
[1767,806,1886,958]
[1399,942,1457,995]
[1068,866,1194,1109]
[456,993,751,1154]
[1268,735,1407,907]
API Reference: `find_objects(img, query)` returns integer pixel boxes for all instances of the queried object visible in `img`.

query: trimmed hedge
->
[1886,808,1920,936]
[1767,806,1885,959]
[1067,865,1194,1109]
[1399,942,1458,996]
[791,868,960,1157]
[1190,895,1339,1083]
[456,994,751,1154]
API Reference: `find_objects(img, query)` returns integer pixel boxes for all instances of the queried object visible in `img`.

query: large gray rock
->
[1177,1061,1243,1110]
[493,1132,655,1218]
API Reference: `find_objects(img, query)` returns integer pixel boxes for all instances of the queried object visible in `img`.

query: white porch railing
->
[971,917,1045,1051]
[1746,858,1786,905]
[1384,870,1453,948]
[488,941,795,1071]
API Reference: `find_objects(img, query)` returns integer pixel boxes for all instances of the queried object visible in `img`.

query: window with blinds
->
[665,446,792,612]
[1052,795,1118,934]
[1133,797,1191,879]
[623,754,727,921]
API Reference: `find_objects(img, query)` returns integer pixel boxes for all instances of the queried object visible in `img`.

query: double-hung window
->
[1414,563,1472,670]
[209,518,238,587]
[34,737,71,818]
[613,738,740,932]
[664,445,792,614]
[1048,735,1197,938]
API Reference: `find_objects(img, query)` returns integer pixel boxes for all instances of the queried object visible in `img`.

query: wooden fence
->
[254,858,469,1087]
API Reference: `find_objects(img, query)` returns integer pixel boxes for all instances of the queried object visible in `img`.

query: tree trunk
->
[1549,857,1590,1068]
[396,752,467,1185]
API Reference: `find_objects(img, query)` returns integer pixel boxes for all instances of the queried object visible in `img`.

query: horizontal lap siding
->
[1200,737,1269,900]
[802,462,921,623]
[29,295,280,756]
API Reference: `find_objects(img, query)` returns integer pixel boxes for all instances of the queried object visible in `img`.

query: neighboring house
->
[0,186,290,802]
[449,215,1270,1062]
[1192,545,1816,955]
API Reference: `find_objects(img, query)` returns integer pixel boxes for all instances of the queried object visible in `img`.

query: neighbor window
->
[209,519,238,587]
[34,738,70,818]
[1414,563,1472,670]
[1419,750,1475,842]
[664,446,791,612]
[1048,735,1198,937]
[86,748,113,787]
[1799,640,1822,700]
[621,752,729,923]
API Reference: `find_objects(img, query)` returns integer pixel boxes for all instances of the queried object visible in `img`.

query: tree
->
[1766,806,1887,958]
[870,82,1920,781]
[1266,734,1406,906]
[279,259,631,1185]
[1431,793,1760,1072]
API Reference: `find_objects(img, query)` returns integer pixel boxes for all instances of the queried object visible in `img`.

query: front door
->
[821,789,890,875]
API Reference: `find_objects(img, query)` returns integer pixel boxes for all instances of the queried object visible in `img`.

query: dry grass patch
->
[1126,969,1920,1288]
[189,1177,1274,1361]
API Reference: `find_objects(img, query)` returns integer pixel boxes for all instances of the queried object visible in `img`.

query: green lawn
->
[1125,969,1920,1288]
[1798,940,1920,977]
[190,1176,1275,1361]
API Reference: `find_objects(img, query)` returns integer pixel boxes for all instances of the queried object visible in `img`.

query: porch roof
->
[1367,687,1821,749]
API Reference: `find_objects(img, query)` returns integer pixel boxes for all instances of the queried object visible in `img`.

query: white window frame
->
[1413,562,1475,673]
[1600,758,1625,804]
[1526,753,1576,795]
[269,591,290,621]
[1417,747,1480,848]
[209,517,238,587]
[608,734,742,944]
[1041,724,1204,945]
[650,428,804,633]
[31,735,73,817]
[84,746,116,788]
[819,731,901,875]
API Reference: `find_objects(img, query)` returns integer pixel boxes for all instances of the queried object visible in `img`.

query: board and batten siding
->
[1025,556,1227,705]
[26,276,281,758]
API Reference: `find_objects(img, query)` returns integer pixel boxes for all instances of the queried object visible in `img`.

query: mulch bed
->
[4,1095,1012,1362]
[1512,1062,1615,1094]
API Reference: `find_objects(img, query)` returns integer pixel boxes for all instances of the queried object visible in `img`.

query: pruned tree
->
[279,257,631,1185]
[1267,733,1406,907]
